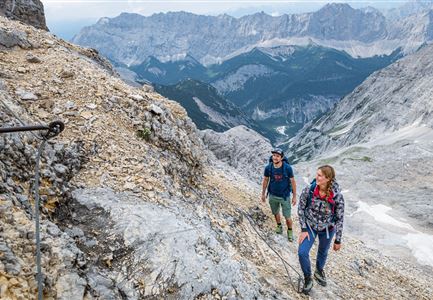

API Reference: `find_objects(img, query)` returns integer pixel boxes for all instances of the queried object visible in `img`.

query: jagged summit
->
[72,3,409,66]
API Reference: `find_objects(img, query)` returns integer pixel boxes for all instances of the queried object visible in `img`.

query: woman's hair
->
[318,165,336,197]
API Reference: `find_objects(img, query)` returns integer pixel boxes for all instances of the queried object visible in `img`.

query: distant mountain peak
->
[319,2,354,12]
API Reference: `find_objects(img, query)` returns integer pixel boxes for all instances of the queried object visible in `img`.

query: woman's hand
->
[333,243,341,251]
[298,231,310,244]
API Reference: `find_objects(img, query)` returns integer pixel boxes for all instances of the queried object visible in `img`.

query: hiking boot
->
[314,268,327,287]
[287,229,293,242]
[302,276,313,295]
[275,224,283,234]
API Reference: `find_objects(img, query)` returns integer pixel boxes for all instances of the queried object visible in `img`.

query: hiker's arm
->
[334,192,345,245]
[297,186,309,231]
[261,177,269,202]
[297,186,310,244]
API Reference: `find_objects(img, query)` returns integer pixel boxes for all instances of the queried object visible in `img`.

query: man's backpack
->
[267,156,292,195]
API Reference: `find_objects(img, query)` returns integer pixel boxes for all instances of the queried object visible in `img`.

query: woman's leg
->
[298,227,316,277]
[316,228,335,271]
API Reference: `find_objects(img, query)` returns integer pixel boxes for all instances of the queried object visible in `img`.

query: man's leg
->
[274,213,281,224]
[281,199,293,241]
[269,195,283,233]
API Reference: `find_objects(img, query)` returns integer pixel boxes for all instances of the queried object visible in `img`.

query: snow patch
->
[403,233,433,267]
[353,201,414,230]
[353,201,433,267]
[275,126,288,136]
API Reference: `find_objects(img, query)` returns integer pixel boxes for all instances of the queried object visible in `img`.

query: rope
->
[1,97,64,300]
[241,210,303,293]
[34,139,47,300]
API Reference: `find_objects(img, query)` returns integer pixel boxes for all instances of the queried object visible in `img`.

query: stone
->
[16,194,28,205]
[80,111,93,120]
[54,164,68,175]
[25,54,41,63]
[85,103,97,110]
[55,273,86,300]
[108,96,120,104]
[64,101,76,110]
[149,104,164,116]
[47,224,61,237]
[9,278,19,286]
[0,28,31,49]
[59,69,74,79]
[142,84,154,92]
[20,92,38,101]
[128,94,144,101]
[66,227,84,239]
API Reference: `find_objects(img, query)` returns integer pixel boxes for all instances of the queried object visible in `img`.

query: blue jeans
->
[298,226,335,277]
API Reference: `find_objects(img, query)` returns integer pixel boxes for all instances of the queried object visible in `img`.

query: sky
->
[41,0,408,39]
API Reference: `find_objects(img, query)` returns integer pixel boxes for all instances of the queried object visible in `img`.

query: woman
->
[297,165,345,295]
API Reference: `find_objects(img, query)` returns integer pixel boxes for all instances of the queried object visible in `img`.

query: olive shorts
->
[268,194,291,218]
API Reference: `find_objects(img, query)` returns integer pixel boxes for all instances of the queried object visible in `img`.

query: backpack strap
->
[307,178,337,217]
[307,179,316,208]
[267,161,291,198]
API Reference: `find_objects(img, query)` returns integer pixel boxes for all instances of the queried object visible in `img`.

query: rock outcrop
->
[0,0,48,30]
[200,126,273,184]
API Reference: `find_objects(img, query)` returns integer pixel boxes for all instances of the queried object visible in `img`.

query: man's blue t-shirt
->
[264,163,294,199]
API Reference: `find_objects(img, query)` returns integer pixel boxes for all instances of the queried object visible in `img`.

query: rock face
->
[0,0,48,30]
[385,0,433,20]
[154,79,258,133]
[72,3,431,66]
[200,126,273,184]
[1,15,432,300]
[286,43,433,162]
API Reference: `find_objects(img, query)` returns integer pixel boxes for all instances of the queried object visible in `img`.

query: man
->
[261,148,297,241]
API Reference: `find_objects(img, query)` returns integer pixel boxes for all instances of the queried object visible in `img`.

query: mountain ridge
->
[72,3,432,66]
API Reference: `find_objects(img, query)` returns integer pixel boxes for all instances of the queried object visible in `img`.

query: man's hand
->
[333,243,341,251]
[291,195,296,206]
[298,231,309,244]
[261,193,266,203]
